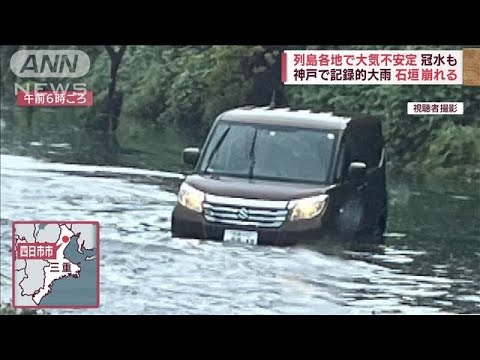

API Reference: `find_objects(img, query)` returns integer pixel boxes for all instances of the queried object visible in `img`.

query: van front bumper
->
[171,204,326,246]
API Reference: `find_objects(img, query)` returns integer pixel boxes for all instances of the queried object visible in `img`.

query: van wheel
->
[351,215,386,244]
[336,199,363,231]
[371,215,386,244]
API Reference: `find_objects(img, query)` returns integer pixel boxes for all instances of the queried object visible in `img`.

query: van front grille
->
[203,195,289,228]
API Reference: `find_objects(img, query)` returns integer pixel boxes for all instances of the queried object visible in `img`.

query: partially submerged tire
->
[335,199,386,244]
[335,198,364,242]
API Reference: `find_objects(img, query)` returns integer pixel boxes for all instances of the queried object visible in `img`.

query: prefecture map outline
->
[12,221,100,308]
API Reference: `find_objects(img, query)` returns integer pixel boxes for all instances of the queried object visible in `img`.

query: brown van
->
[171,106,387,246]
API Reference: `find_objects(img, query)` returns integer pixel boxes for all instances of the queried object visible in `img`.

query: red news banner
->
[17,91,93,107]
[281,50,463,85]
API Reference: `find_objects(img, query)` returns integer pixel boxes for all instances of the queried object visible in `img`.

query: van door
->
[330,133,367,235]
[331,124,385,236]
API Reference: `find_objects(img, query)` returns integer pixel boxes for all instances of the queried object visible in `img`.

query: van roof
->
[219,106,379,131]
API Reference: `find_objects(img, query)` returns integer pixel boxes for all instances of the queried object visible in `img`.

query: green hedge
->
[1,45,479,176]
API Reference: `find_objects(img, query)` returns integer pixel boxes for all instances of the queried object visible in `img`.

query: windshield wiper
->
[204,126,231,173]
[248,129,258,179]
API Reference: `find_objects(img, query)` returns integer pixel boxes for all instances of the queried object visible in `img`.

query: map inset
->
[12,221,100,308]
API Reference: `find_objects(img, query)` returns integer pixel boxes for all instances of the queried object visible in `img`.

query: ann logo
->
[20,54,78,74]
[10,50,90,78]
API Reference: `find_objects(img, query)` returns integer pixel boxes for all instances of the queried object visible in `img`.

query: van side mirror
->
[183,148,200,166]
[348,162,367,181]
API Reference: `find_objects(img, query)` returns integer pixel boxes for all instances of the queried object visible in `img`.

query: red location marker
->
[62,235,70,243]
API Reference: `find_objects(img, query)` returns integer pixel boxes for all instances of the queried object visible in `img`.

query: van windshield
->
[199,121,338,183]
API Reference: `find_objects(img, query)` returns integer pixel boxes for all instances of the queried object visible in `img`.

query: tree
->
[0,45,20,104]
[105,45,127,134]
[247,45,290,107]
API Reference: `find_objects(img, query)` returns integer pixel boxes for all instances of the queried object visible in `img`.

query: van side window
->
[345,125,382,169]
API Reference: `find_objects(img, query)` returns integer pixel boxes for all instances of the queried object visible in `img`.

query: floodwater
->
[0,108,479,314]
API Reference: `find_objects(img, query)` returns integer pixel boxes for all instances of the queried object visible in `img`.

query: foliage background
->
[1,45,479,177]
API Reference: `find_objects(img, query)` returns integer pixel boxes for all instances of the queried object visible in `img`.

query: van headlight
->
[178,182,205,213]
[288,194,328,221]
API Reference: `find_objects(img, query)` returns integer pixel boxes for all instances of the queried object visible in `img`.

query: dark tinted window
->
[344,123,382,169]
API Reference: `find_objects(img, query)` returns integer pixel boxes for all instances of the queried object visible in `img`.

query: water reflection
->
[1,107,199,172]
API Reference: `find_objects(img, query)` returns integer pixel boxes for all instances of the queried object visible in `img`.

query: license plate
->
[223,229,258,245]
